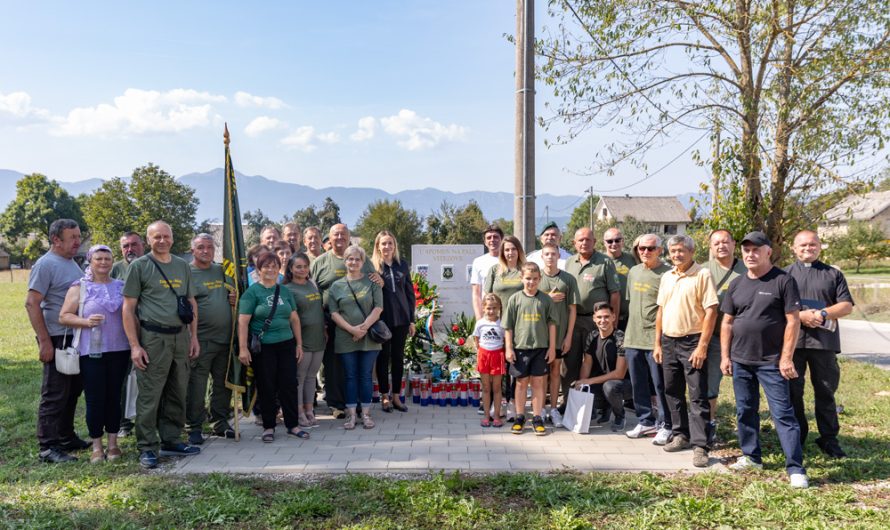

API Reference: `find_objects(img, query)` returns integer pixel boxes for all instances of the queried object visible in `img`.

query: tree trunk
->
[736,0,764,231]
[768,4,796,263]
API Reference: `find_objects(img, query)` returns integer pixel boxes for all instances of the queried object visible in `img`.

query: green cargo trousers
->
[185,340,232,433]
[135,327,190,452]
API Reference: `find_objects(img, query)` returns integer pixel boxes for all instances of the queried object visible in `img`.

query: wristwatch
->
[820,309,829,320]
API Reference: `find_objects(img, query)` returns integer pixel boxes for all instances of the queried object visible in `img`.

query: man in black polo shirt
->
[784,230,854,458]
[721,231,808,488]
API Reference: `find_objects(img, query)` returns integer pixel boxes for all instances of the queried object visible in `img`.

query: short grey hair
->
[48,219,79,241]
[192,233,215,246]
[343,244,366,262]
[666,234,695,251]
[635,233,663,249]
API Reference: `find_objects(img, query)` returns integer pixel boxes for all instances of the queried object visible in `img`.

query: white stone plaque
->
[411,244,483,328]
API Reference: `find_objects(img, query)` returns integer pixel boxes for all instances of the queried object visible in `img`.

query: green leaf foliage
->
[354,199,425,261]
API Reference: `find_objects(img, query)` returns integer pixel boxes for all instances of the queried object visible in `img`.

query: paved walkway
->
[169,402,723,475]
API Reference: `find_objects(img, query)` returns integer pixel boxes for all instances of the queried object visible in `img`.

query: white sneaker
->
[789,473,809,489]
[550,408,563,428]
[505,402,516,422]
[729,456,764,471]
[652,427,672,446]
[626,423,658,439]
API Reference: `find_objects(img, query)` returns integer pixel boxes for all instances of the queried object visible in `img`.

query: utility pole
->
[588,186,594,228]
[514,0,535,252]
[545,205,549,223]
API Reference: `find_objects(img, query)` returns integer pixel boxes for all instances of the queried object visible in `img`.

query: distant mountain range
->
[0,168,706,230]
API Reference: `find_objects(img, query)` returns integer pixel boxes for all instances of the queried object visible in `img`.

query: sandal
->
[107,447,123,461]
[362,413,375,430]
[381,396,393,413]
[307,410,318,427]
[392,400,408,412]
[492,419,505,428]
[261,431,275,443]
[344,410,357,430]
[287,429,310,440]
[480,417,491,428]
[90,449,105,464]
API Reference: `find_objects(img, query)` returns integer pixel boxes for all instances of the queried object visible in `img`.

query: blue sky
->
[0,1,707,197]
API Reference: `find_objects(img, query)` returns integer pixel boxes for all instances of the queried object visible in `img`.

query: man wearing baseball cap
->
[720,231,808,488]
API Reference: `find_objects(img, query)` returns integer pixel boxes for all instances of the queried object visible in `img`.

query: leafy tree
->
[825,221,890,273]
[0,173,87,261]
[561,195,599,249]
[425,200,489,245]
[82,164,198,254]
[243,209,276,247]
[539,1,890,257]
[490,218,514,241]
[354,200,424,262]
[291,197,342,236]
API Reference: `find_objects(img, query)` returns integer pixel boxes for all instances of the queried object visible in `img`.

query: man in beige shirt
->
[654,235,718,468]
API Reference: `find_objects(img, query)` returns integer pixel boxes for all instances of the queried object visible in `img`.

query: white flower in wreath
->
[430,351,446,364]
[416,307,431,319]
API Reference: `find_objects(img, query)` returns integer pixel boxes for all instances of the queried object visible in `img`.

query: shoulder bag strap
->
[346,280,369,320]
[714,258,738,292]
[259,284,281,337]
[72,279,86,349]
[148,256,180,298]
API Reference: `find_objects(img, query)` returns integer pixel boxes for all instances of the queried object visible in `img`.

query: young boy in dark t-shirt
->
[503,263,557,435]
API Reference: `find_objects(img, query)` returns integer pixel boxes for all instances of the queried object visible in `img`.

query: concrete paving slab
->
[167,401,727,476]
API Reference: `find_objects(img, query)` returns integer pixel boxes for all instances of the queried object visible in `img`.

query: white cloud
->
[316,131,341,144]
[0,91,50,119]
[244,116,286,137]
[380,109,467,150]
[280,126,318,152]
[234,91,286,109]
[51,88,226,136]
[350,116,377,141]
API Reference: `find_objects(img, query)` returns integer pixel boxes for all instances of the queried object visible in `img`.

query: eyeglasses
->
[637,246,658,252]
[605,238,623,244]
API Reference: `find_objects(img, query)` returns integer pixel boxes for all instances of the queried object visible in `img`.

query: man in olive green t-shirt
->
[562,227,620,412]
[185,234,235,444]
[538,243,578,425]
[703,229,746,442]
[310,223,380,417]
[622,234,673,442]
[603,227,637,331]
[122,221,200,469]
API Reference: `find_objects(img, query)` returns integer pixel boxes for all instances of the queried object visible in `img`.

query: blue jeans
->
[625,348,671,428]
[341,350,379,408]
[732,361,805,475]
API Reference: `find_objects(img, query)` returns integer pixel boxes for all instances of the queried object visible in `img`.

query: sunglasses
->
[637,246,658,252]
[605,238,623,244]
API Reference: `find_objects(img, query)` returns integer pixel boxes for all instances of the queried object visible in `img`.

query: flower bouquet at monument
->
[405,272,442,373]
[442,313,477,380]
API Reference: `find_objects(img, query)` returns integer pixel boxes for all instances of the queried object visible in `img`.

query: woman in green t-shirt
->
[284,252,326,428]
[483,235,526,417]
[238,251,308,443]
[327,245,384,430]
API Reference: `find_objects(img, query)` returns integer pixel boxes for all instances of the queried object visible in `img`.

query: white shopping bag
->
[124,369,138,419]
[561,384,594,433]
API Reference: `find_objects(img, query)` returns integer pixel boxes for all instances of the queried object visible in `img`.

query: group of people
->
[468,222,853,488]
[28,215,853,487]
[27,218,416,468]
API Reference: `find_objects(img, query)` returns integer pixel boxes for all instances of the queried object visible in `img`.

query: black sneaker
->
[511,415,526,435]
[159,442,201,456]
[139,450,158,469]
[816,437,847,459]
[188,431,205,445]
[39,447,77,463]
[212,427,236,439]
[595,409,611,425]
[532,415,547,436]
[59,437,91,451]
[706,420,718,448]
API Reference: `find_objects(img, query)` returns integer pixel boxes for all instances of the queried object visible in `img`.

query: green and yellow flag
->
[221,124,251,431]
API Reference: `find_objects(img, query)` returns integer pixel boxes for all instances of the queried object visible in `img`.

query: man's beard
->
[125,252,138,263]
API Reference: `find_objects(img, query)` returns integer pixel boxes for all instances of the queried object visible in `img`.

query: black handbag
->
[148,257,193,324]
[249,284,280,354]
[346,279,391,343]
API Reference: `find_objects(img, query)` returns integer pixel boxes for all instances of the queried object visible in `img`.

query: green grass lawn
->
[2,280,890,529]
